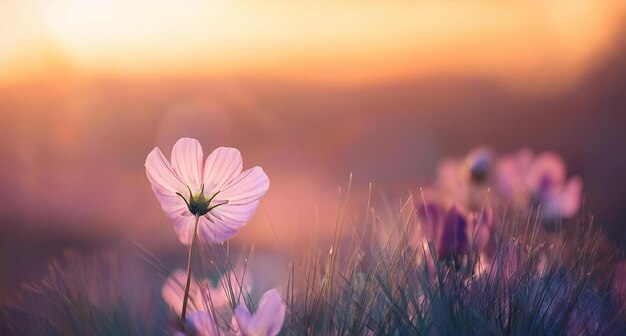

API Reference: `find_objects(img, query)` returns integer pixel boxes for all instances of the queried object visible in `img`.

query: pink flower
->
[146,138,270,244]
[497,149,581,219]
[232,289,286,336]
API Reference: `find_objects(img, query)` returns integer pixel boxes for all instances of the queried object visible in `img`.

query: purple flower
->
[232,289,286,336]
[417,202,492,260]
[497,149,582,219]
[146,138,270,244]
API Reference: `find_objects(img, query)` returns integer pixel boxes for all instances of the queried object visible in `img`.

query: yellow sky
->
[1,1,624,89]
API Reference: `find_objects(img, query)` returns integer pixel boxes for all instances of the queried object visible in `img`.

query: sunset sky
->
[1,1,624,91]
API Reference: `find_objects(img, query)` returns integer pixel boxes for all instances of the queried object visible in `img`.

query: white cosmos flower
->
[146,138,269,245]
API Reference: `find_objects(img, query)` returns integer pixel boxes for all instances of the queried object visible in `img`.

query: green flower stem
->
[181,214,200,320]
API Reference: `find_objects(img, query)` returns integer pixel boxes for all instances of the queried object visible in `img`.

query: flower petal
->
[199,167,269,242]
[203,147,243,192]
[216,166,269,207]
[146,147,187,193]
[150,185,188,219]
[557,176,582,218]
[496,148,533,200]
[528,152,566,196]
[174,214,197,245]
[212,200,260,227]
[198,215,239,243]
[249,289,286,336]
[162,270,187,315]
[233,305,252,336]
[438,205,469,258]
[146,147,188,216]
[171,138,204,191]
[162,269,201,316]
[544,176,582,219]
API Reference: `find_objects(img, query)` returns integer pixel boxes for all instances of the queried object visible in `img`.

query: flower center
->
[467,158,490,184]
[176,184,227,216]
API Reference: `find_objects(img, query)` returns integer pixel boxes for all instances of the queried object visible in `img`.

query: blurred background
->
[1,1,626,301]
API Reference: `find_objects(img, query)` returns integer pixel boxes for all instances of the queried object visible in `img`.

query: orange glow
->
[2,2,626,303]
[1,1,624,91]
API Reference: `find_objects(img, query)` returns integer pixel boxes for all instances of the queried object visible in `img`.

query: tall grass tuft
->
[3,182,625,335]
[3,251,166,335]
[282,181,625,335]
